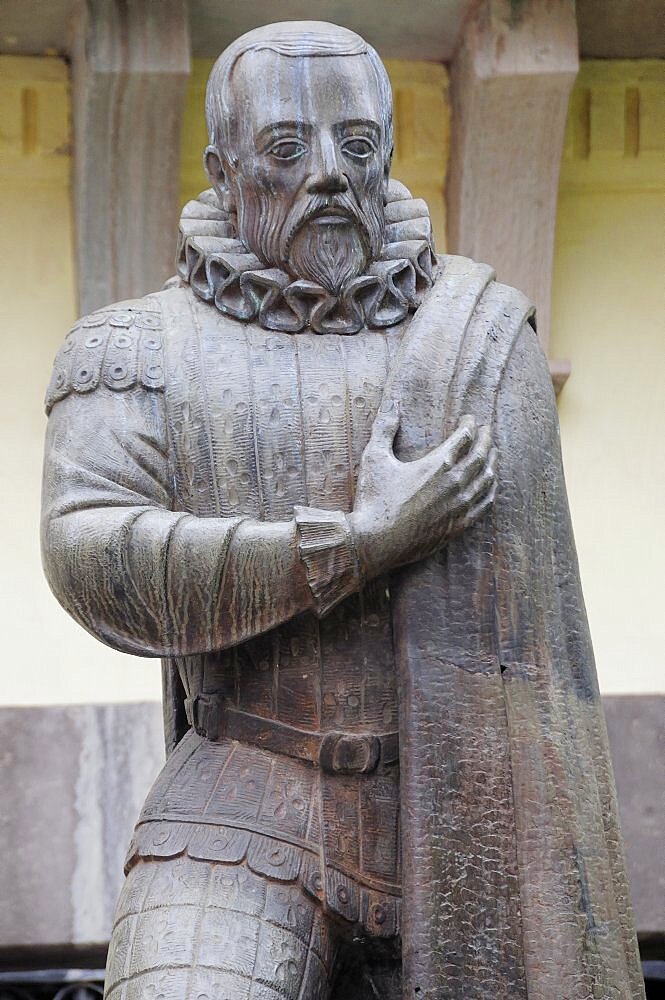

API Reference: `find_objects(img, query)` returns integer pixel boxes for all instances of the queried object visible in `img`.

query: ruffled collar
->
[176,186,436,335]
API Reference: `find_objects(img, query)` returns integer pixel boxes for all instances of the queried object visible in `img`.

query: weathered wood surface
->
[387,256,643,997]
[447,0,579,355]
[70,0,190,314]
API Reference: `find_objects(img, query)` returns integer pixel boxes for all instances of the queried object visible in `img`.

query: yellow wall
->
[551,61,665,693]
[0,56,159,704]
[0,55,662,705]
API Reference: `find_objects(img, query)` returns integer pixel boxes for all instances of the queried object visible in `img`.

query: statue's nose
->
[307,137,348,195]
[307,170,348,195]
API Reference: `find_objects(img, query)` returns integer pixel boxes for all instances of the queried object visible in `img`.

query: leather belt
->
[185,694,399,776]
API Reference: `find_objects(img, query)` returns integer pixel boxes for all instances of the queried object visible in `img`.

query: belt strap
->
[186,695,398,775]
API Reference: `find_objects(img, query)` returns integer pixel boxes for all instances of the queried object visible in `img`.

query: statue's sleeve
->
[41,385,358,657]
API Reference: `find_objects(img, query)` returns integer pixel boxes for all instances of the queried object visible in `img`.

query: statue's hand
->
[348,405,496,579]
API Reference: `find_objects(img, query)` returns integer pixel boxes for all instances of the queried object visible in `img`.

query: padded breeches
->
[104,856,401,1000]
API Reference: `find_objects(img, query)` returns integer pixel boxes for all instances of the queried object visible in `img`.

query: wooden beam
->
[447,0,578,356]
[70,0,190,314]
[549,357,572,396]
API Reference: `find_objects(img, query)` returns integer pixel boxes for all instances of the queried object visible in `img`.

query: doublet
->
[45,285,410,932]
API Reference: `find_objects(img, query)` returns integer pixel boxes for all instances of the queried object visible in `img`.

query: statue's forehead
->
[231,50,384,132]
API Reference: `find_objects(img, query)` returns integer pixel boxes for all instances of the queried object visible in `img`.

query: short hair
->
[205,21,394,171]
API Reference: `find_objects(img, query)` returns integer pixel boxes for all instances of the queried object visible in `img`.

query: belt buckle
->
[185,694,221,740]
[320,732,380,775]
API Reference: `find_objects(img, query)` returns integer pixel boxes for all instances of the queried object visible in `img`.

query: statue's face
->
[222,51,388,293]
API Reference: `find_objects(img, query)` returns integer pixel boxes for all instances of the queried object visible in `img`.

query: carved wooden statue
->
[42,21,644,1000]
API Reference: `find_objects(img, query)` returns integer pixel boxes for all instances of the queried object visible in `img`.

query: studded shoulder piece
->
[45,300,165,415]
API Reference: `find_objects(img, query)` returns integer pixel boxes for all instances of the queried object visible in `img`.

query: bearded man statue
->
[41,20,644,1000]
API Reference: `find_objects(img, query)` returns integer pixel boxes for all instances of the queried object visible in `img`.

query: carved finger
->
[454,425,492,487]
[451,460,495,517]
[384,198,429,225]
[385,178,413,203]
[428,414,477,473]
[471,464,496,502]
[458,482,497,531]
[448,480,496,535]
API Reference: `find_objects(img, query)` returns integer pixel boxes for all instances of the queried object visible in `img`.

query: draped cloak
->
[42,242,644,998]
[383,257,645,999]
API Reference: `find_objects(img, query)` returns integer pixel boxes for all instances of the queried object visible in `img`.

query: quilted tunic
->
[42,284,409,928]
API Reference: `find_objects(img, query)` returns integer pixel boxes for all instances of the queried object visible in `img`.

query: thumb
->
[370,399,400,451]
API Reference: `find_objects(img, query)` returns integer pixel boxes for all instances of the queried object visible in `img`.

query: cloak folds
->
[387,256,644,999]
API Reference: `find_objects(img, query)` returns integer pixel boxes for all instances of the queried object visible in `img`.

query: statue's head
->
[204,21,393,294]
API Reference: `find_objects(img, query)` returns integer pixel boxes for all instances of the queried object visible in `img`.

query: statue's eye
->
[269,139,306,161]
[342,137,375,159]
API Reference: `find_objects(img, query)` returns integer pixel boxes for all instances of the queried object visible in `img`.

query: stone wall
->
[0,703,163,954]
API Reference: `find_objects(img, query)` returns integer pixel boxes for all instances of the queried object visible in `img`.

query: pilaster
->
[447,0,578,381]
[70,0,190,313]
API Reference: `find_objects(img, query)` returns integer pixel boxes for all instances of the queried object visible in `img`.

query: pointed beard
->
[288,218,369,294]
[236,184,385,292]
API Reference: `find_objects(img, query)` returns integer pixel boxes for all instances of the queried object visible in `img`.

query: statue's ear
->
[382,144,394,202]
[204,145,236,213]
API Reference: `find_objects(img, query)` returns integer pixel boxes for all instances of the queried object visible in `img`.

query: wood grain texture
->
[70,0,190,314]
[447,0,579,353]
[387,260,531,997]
[386,257,643,998]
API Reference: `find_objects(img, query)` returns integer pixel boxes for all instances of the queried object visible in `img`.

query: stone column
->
[447,0,578,380]
[70,0,191,314]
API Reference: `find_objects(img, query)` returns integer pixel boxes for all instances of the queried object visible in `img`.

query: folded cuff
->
[293,506,362,617]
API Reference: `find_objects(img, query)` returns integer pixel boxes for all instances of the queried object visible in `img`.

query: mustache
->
[283,193,367,255]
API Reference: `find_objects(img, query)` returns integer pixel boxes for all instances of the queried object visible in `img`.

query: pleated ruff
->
[175,185,435,335]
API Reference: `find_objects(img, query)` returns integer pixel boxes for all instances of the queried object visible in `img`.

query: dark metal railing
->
[0,970,104,1000]
[0,962,662,998]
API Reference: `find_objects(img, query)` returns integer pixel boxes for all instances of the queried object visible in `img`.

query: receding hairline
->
[212,20,370,65]
[228,47,384,101]
[205,22,393,160]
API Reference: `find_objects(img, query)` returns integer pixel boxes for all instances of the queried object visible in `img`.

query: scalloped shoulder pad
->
[45,300,165,415]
